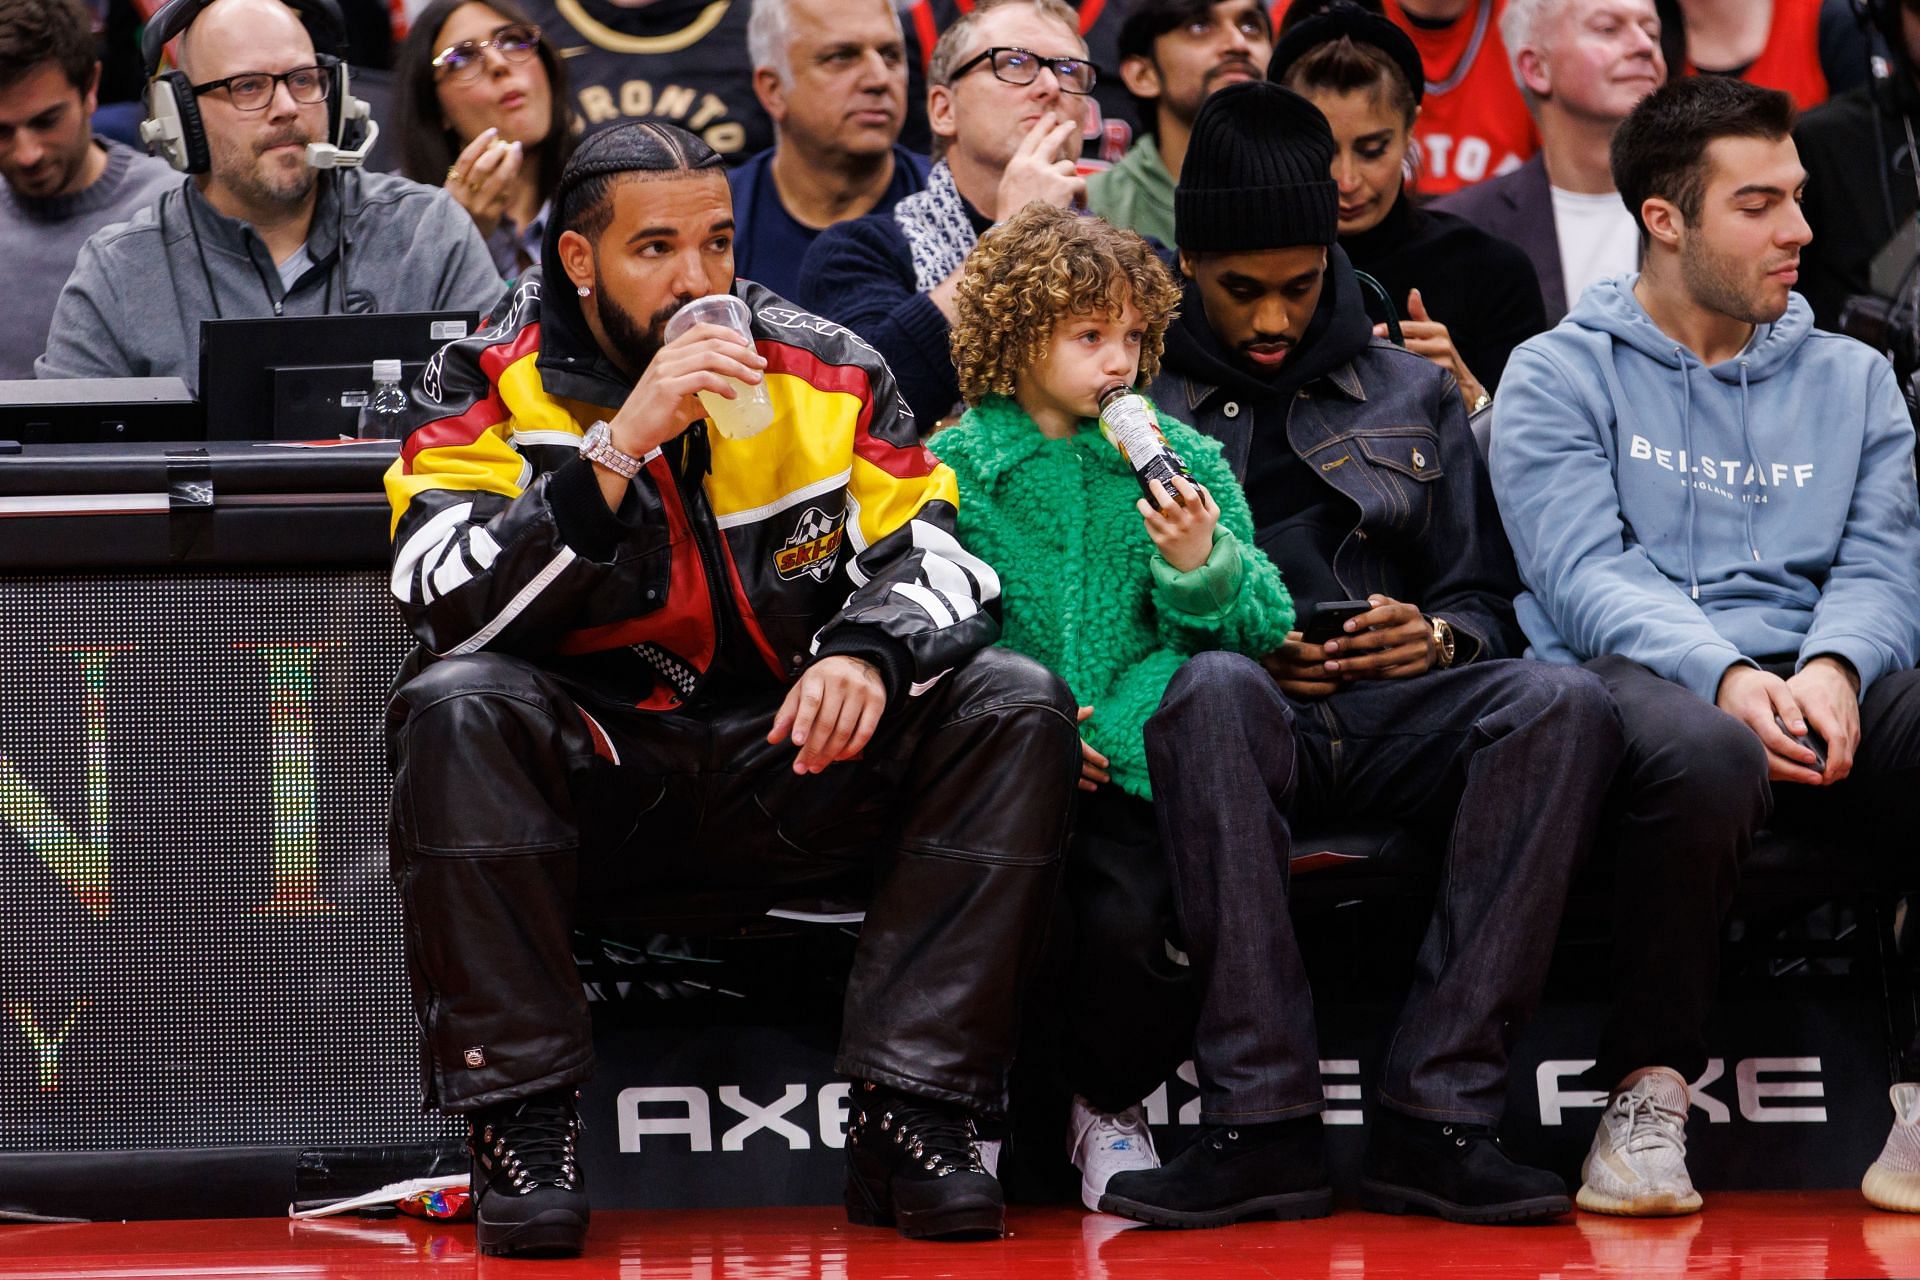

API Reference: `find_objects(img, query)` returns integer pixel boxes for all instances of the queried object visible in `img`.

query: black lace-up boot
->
[1360,1106,1570,1224]
[469,1089,589,1257]
[844,1081,1005,1240]
[1101,1118,1333,1227]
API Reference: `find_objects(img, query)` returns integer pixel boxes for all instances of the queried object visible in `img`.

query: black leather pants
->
[387,645,1079,1118]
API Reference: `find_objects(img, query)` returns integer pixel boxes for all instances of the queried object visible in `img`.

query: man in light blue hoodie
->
[1492,75,1920,1219]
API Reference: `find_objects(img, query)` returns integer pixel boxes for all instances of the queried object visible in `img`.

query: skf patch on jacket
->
[775,506,847,583]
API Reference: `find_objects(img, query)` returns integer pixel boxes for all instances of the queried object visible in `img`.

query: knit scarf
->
[891,161,976,293]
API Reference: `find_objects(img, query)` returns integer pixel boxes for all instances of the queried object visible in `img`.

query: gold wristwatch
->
[1427,614,1456,668]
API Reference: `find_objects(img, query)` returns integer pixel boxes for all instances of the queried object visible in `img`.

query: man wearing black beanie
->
[1099,80,1626,1228]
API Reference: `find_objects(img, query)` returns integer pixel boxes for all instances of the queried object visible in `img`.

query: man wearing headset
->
[34,0,501,392]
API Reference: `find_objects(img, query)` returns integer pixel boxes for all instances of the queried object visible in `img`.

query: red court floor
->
[8,1194,1920,1279]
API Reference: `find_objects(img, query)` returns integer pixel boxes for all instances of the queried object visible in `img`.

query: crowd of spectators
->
[8,0,1920,1262]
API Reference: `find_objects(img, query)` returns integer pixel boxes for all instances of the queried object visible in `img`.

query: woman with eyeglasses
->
[393,0,574,276]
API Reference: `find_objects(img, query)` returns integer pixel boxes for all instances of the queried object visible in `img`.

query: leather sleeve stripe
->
[391,500,474,601]
[440,546,578,658]
[908,516,1001,605]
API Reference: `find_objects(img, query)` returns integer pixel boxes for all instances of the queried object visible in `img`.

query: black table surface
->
[0,439,401,569]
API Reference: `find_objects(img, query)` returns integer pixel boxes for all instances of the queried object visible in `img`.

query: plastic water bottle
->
[358,359,408,440]
[1098,384,1192,505]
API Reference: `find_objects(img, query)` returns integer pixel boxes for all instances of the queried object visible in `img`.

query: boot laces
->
[474,1093,582,1194]
[852,1084,986,1178]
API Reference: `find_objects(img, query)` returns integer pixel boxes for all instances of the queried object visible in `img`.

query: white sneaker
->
[1067,1096,1159,1213]
[1576,1070,1703,1216]
[1864,1083,1920,1211]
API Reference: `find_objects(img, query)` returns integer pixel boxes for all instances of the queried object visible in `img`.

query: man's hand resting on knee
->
[1788,657,1861,784]
[1716,660,1858,786]
[769,655,888,774]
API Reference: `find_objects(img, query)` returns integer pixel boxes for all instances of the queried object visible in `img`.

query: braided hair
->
[554,121,728,247]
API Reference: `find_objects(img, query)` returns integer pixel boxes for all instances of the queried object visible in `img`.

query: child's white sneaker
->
[1067,1095,1159,1213]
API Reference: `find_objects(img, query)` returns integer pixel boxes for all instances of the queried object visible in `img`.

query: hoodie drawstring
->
[1675,349,1767,600]
[1675,346,1700,599]
[1737,360,1762,565]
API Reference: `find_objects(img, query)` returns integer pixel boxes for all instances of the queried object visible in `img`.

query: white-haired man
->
[731,0,931,301]
[1435,0,1664,321]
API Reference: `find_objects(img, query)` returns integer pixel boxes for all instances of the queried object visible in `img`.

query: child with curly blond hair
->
[927,202,1299,1217]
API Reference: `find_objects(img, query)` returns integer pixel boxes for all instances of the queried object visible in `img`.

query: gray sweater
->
[36,167,503,393]
[1,137,176,379]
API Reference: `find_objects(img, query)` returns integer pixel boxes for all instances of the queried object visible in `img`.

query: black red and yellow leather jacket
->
[383,268,1001,711]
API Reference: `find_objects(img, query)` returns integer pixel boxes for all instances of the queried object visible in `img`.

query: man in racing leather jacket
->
[382,121,1079,1256]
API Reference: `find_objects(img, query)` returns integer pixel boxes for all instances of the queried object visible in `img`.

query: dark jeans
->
[386,645,1080,1117]
[1025,788,1200,1115]
[1589,656,1920,1086]
[1144,651,1623,1127]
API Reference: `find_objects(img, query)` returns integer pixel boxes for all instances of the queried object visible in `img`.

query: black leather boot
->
[1360,1106,1570,1224]
[844,1081,1005,1240]
[470,1089,589,1257]
[1100,1118,1333,1227]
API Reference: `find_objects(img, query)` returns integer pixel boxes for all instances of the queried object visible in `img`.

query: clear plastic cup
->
[662,293,775,439]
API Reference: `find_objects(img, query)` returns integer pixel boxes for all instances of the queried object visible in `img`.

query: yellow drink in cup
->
[662,294,775,439]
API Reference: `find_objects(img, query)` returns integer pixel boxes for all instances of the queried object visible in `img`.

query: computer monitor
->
[199,311,480,441]
[0,377,204,443]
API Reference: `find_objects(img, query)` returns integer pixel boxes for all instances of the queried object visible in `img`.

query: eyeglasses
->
[949,46,1097,95]
[432,23,542,81]
[191,64,331,112]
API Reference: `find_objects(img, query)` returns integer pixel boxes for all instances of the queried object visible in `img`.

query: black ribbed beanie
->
[1174,81,1339,253]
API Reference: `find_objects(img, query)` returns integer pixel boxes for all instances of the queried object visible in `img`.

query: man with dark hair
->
[384,119,1079,1257]
[0,0,172,378]
[35,0,500,391]
[730,0,930,302]
[1493,74,1920,1217]
[1102,78,1622,1229]
[1084,0,1272,244]
[796,0,1093,426]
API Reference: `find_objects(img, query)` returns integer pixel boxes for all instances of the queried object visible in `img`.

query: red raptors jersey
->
[1683,0,1829,111]
[1387,0,1538,197]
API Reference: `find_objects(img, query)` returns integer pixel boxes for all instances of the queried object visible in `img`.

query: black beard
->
[596,286,696,376]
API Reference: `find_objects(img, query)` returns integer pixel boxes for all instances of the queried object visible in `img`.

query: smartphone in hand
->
[1774,714,1829,773]
[1300,599,1374,646]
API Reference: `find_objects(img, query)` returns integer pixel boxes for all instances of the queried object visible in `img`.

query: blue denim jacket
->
[1148,338,1524,665]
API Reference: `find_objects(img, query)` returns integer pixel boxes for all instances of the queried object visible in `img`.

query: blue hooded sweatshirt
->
[1491,275,1920,704]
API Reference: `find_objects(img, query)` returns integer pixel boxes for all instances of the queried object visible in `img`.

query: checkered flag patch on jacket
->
[633,642,699,700]
[791,506,835,545]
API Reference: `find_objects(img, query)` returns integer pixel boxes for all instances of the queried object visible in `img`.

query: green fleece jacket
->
[930,394,1294,799]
